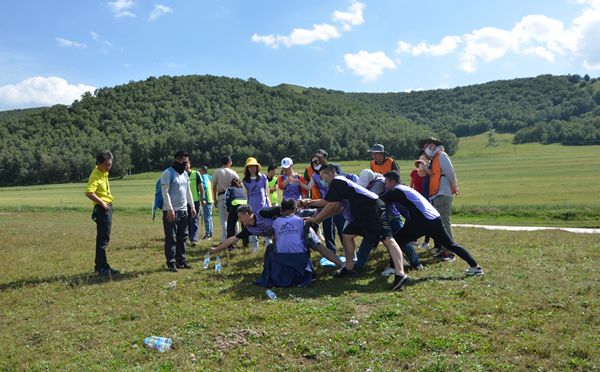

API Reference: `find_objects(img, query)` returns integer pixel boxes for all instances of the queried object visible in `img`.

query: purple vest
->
[272,215,306,253]
[312,173,328,199]
[281,175,303,200]
[244,174,268,213]
[246,213,274,237]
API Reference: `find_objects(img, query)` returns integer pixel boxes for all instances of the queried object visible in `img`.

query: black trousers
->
[394,217,478,267]
[163,209,189,265]
[92,204,112,270]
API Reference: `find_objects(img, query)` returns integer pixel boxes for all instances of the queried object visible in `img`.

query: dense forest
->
[0,73,598,186]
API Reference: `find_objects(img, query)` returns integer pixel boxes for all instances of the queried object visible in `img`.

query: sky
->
[1,0,599,111]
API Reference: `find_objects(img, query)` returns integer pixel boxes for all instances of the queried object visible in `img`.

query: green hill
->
[0,73,599,186]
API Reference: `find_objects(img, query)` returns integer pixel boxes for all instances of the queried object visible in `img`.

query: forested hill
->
[0,75,430,186]
[348,74,600,145]
[0,73,598,186]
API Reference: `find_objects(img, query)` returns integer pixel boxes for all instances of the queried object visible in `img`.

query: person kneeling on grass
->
[380,171,484,276]
[255,199,339,288]
[207,202,343,270]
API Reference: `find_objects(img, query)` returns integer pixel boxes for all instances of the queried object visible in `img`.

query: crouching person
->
[256,199,317,288]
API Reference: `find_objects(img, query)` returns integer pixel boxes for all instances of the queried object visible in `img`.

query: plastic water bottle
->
[144,336,172,352]
[265,289,277,300]
[215,256,221,273]
[203,254,210,269]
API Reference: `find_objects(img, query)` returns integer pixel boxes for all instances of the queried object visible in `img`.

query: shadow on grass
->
[0,267,164,291]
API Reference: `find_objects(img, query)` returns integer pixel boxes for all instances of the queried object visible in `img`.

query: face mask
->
[425,147,436,158]
[313,164,322,171]
[172,161,187,174]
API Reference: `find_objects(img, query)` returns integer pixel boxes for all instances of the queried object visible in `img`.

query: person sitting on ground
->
[303,165,412,291]
[256,199,340,288]
[208,202,343,269]
[381,171,484,276]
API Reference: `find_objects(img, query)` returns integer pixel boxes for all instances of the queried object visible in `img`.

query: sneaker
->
[465,266,484,276]
[204,235,213,241]
[98,267,120,276]
[176,262,193,269]
[190,241,197,247]
[412,264,424,271]
[440,253,456,262]
[421,242,430,250]
[332,266,358,278]
[391,274,411,291]
[167,264,179,272]
[380,266,396,276]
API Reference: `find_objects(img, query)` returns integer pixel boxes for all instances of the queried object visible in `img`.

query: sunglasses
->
[312,160,319,164]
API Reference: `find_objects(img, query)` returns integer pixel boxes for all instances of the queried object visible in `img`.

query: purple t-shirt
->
[244,174,269,213]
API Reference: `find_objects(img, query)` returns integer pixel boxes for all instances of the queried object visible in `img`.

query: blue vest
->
[272,215,307,253]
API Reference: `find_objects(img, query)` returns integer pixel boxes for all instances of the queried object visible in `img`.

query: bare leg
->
[341,234,357,270]
[382,237,405,276]
[315,243,343,268]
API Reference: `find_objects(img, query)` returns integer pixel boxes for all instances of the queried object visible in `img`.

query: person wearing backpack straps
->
[161,150,197,272]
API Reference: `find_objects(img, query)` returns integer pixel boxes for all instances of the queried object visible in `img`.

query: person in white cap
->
[278,157,307,201]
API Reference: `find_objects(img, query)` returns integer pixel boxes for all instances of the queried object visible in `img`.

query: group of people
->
[84,137,484,291]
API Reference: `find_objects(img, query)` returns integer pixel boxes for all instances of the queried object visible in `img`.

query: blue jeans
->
[323,213,346,254]
[355,217,421,269]
[202,203,213,237]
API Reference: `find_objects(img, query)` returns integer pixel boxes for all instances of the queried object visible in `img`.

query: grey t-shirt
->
[161,169,192,211]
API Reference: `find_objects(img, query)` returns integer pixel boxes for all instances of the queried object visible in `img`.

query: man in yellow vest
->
[418,137,460,261]
[186,161,205,246]
[85,150,119,277]
[368,144,400,175]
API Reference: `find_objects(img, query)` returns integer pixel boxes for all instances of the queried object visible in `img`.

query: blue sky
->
[1,0,599,110]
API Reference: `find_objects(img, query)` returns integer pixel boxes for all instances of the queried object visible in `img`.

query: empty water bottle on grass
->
[144,336,172,352]
[266,289,277,300]
[215,256,221,273]
[203,253,210,269]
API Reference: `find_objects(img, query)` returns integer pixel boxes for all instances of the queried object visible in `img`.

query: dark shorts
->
[342,199,392,242]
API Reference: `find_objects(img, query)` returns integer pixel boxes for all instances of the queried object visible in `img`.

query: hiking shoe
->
[176,262,193,269]
[167,264,179,272]
[98,267,120,277]
[465,266,484,276]
[380,266,396,276]
[421,242,430,250]
[391,274,411,291]
[332,266,358,278]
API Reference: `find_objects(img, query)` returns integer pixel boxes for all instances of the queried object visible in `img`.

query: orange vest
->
[370,157,395,175]
[429,151,443,197]
[305,166,321,199]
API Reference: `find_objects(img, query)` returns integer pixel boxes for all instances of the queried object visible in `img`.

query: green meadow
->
[0,133,599,370]
[1,133,599,226]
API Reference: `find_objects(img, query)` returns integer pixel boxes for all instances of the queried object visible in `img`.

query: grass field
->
[1,133,599,226]
[0,212,598,370]
[1,134,599,370]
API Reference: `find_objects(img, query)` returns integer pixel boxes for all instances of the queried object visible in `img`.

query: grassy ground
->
[0,211,598,370]
[1,133,599,226]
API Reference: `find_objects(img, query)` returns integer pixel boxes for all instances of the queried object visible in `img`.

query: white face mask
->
[313,164,322,171]
[425,147,436,158]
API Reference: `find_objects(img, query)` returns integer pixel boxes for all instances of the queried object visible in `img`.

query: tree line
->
[0,73,597,186]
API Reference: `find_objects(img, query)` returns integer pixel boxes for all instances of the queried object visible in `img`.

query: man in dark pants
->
[161,150,197,272]
[381,171,484,276]
[85,150,119,277]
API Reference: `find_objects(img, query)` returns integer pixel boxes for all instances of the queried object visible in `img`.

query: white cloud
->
[396,35,461,56]
[108,0,136,18]
[0,76,96,110]
[332,1,365,31]
[252,2,365,48]
[149,4,173,21]
[395,1,600,72]
[344,50,396,82]
[90,32,99,40]
[55,37,87,49]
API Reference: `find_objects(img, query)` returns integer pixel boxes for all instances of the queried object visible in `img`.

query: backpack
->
[152,167,176,221]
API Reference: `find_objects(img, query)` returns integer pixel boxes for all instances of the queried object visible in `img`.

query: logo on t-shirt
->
[278,221,298,235]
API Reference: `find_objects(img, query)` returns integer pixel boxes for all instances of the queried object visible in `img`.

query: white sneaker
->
[421,242,430,250]
[380,266,396,276]
[465,266,484,276]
